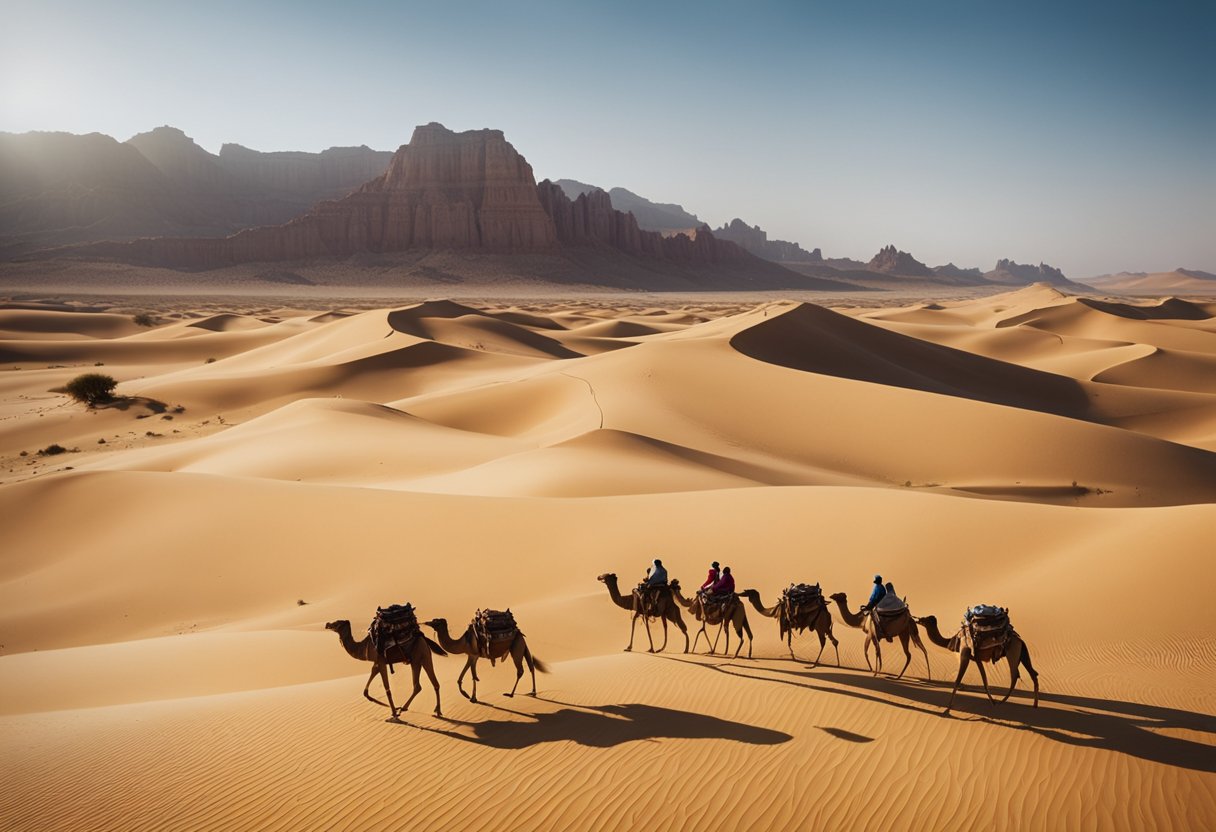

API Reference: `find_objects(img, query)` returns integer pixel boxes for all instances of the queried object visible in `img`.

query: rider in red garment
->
[711,566,735,596]
[700,561,721,594]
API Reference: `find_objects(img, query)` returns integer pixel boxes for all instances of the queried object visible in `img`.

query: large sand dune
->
[1,285,1213,830]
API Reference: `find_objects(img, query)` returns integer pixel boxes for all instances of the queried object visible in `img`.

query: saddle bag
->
[369,603,420,661]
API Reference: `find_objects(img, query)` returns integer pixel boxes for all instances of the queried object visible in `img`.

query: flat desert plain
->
[1,284,1214,830]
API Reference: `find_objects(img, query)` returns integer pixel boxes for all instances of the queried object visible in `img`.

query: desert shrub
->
[64,373,118,405]
[133,313,157,327]
[205,357,217,364]
[38,444,68,456]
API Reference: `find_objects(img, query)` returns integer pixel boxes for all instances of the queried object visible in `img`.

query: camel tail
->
[530,655,551,674]
[423,635,448,657]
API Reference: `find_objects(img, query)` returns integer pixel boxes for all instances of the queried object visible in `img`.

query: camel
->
[917,614,1039,713]
[829,592,931,680]
[670,580,754,659]
[739,587,839,664]
[423,616,549,703]
[325,619,445,718]
[596,573,689,653]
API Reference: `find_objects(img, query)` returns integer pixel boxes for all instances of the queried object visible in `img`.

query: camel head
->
[828,592,848,605]
[421,618,445,630]
[596,573,617,584]
[669,579,681,591]
[324,620,348,632]
[917,614,937,627]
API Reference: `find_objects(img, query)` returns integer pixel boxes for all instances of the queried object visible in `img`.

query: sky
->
[1,0,1213,275]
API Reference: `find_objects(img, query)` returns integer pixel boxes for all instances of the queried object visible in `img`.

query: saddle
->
[870,584,909,642]
[781,583,824,628]
[635,582,668,616]
[369,603,419,657]
[473,608,518,661]
[964,605,1013,656]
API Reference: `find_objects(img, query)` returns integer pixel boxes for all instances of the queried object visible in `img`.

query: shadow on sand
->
[653,655,1216,772]
[396,698,792,750]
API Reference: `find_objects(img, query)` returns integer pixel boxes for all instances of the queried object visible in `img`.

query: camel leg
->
[658,616,670,652]
[468,657,481,704]
[871,636,884,676]
[626,612,640,652]
[671,609,690,653]
[1001,649,1020,704]
[401,661,423,713]
[457,656,474,701]
[976,657,996,704]
[944,650,971,713]
[894,632,913,680]
[811,631,825,666]
[862,635,873,672]
[738,615,753,659]
[379,664,400,717]
[362,664,390,709]
[827,621,840,666]
[692,623,706,654]
[788,630,796,661]
[641,611,658,653]
[422,653,442,717]
[913,629,932,681]
[525,645,539,697]
[508,648,525,698]
[1017,643,1040,707]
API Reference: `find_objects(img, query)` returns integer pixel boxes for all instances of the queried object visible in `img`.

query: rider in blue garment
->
[862,574,885,612]
[645,558,668,586]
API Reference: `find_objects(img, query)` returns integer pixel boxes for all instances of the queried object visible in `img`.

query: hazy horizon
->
[2,0,1212,276]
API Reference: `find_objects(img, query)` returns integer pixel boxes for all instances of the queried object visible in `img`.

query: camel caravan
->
[327,565,1039,720]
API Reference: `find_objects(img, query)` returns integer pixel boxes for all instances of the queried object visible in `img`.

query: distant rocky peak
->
[869,244,931,276]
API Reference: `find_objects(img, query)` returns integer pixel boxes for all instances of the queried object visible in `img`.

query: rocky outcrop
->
[712,218,822,263]
[868,244,933,276]
[985,258,1072,286]
[932,262,984,280]
[0,126,395,253]
[554,180,701,233]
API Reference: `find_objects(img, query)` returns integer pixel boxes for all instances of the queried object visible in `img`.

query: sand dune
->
[1,289,1214,830]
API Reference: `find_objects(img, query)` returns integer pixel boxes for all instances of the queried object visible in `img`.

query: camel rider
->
[640,558,669,615]
[699,561,721,599]
[710,566,735,600]
[861,574,885,612]
[645,558,668,587]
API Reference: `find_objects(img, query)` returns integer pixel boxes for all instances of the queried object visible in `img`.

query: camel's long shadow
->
[654,655,1216,772]
[396,698,792,750]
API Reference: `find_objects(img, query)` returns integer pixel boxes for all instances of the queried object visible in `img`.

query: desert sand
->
[1,284,1214,830]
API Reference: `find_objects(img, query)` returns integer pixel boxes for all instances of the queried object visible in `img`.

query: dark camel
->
[670,580,754,659]
[829,592,931,680]
[739,587,839,664]
[325,619,446,718]
[423,617,549,703]
[596,573,689,653]
[918,614,1040,713]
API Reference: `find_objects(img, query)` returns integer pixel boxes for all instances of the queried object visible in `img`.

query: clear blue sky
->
[2,0,1212,275]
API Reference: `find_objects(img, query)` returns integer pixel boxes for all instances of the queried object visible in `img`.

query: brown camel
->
[670,580,754,659]
[917,614,1040,713]
[423,616,549,703]
[739,587,839,665]
[596,573,689,653]
[829,592,931,680]
[325,619,445,718]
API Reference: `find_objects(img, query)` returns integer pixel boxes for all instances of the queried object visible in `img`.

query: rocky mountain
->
[554,180,701,233]
[932,262,984,280]
[0,131,217,251]
[0,127,393,253]
[712,219,822,263]
[868,245,933,276]
[51,123,854,289]
[984,258,1076,287]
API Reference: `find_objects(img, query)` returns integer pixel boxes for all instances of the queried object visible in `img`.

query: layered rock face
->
[536,182,751,264]
[553,180,702,233]
[69,124,762,270]
[712,218,822,263]
[868,244,933,276]
[932,262,984,280]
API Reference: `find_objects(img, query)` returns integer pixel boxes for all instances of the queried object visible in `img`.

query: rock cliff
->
[868,244,933,276]
[712,218,822,262]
